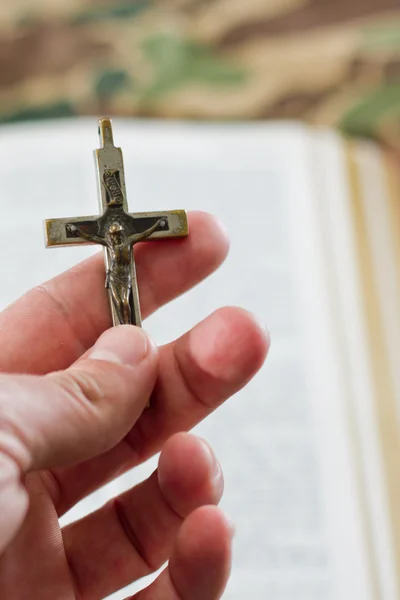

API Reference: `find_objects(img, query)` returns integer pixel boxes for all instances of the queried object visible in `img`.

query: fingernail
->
[256,317,271,346]
[225,514,236,539]
[244,311,270,346]
[88,326,151,367]
[199,437,222,481]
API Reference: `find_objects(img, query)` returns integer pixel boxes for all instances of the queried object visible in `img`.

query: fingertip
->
[178,505,233,552]
[224,305,271,358]
[189,211,230,267]
[158,433,224,515]
[87,325,158,367]
[182,306,269,399]
[170,506,232,600]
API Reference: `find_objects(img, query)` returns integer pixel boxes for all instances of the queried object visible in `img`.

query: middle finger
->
[48,306,268,516]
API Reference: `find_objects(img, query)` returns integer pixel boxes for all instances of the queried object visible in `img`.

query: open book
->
[0,118,398,599]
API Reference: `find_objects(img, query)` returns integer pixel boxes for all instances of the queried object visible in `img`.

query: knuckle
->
[52,369,105,415]
[0,402,30,473]
[113,497,158,572]
[173,346,212,410]
[48,369,110,450]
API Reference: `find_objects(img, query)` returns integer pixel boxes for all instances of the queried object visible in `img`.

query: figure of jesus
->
[67,219,161,325]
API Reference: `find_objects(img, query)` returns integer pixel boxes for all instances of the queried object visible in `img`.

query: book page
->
[335,139,400,600]
[0,119,374,599]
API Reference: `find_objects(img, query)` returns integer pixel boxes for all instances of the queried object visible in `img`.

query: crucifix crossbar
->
[44,118,189,327]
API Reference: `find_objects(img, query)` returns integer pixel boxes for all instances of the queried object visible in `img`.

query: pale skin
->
[0,212,269,599]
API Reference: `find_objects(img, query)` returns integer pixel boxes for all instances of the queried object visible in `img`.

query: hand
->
[0,212,269,599]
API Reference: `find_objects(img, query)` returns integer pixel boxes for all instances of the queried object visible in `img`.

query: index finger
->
[0,212,228,375]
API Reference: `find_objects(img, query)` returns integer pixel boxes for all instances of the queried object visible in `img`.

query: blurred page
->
[0,119,376,599]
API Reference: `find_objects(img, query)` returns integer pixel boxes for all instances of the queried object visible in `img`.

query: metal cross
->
[44,118,189,327]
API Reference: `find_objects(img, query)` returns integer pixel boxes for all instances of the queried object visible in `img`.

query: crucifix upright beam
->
[44,118,189,327]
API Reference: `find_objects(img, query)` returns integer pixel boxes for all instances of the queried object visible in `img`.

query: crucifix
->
[44,118,189,327]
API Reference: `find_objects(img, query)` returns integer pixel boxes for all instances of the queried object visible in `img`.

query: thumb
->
[0,325,157,553]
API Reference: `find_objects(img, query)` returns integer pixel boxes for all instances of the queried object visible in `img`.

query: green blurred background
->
[0,0,400,147]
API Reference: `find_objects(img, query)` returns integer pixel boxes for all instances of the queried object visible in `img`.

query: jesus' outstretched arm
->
[126,219,162,246]
[67,224,108,247]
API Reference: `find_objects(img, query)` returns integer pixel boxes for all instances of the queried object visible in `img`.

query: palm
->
[0,474,74,597]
